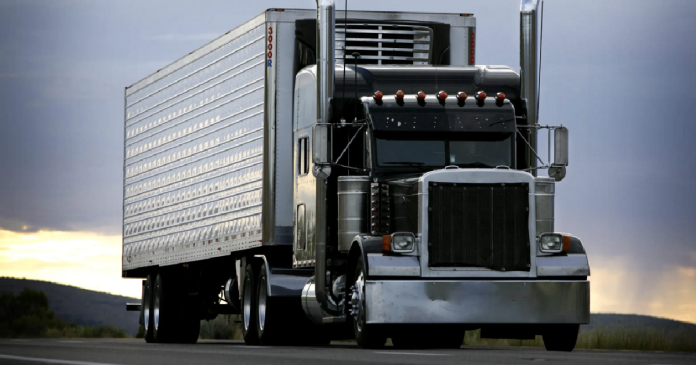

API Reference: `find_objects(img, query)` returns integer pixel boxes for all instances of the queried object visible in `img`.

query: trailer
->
[123,0,589,351]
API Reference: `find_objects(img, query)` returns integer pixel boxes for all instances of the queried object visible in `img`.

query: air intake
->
[336,23,433,65]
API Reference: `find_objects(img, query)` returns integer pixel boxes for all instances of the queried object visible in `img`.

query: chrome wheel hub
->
[349,272,365,332]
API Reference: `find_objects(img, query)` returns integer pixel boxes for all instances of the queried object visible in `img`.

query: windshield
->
[375,132,513,168]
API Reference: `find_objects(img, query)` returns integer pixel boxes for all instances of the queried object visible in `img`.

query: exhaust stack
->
[314,0,335,314]
[520,0,541,125]
[316,0,335,127]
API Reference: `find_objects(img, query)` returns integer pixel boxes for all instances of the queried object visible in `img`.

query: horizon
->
[1,0,695,325]
[4,275,696,328]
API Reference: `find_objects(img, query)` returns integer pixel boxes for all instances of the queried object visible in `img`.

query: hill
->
[2,277,695,340]
[585,313,696,335]
[0,277,140,336]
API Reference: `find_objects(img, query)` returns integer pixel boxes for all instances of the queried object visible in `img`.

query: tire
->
[242,263,260,345]
[153,272,175,343]
[543,325,579,352]
[350,255,386,349]
[142,274,155,343]
[256,262,285,345]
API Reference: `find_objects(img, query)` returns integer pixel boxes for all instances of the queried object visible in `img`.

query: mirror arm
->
[516,128,547,168]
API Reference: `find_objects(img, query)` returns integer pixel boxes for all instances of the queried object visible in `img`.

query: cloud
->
[141,33,221,42]
[590,257,696,324]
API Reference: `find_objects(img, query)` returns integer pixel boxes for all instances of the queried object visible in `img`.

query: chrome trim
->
[536,254,589,277]
[365,280,590,324]
[366,254,420,277]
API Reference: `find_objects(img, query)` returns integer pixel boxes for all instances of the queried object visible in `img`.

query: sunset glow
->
[0,229,141,298]
[1,228,695,324]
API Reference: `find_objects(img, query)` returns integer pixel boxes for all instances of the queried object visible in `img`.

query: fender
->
[347,235,383,279]
[254,255,314,297]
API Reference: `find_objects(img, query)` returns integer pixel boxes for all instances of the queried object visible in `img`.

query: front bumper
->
[365,280,589,325]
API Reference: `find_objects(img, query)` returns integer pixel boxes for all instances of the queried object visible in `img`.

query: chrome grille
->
[428,182,531,271]
[336,23,433,65]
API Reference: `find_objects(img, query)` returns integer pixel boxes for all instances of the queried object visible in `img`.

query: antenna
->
[536,0,544,124]
[341,0,348,122]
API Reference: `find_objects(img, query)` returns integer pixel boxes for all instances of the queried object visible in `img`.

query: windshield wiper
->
[455,162,495,168]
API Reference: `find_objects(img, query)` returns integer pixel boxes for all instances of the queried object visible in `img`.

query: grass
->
[463,327,696,353]
[45,325,129,339]
[199,315,243,340]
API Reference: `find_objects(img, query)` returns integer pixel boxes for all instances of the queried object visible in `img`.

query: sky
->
[0,0,695,323]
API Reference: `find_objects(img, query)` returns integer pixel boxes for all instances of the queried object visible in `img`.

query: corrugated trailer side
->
[122,14,269,273]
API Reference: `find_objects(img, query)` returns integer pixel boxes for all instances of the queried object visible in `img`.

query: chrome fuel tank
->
[337,176,371,252]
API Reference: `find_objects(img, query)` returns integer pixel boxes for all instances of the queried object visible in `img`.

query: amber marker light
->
[395,90,405,100]
[496,92,506,102]
[373,90,383,101]
[382,235,392,252]
[456,91,468,100]
[476,91,487,100]
[563,235,571,252]
[437,90,448,100]
[416,91,426,101]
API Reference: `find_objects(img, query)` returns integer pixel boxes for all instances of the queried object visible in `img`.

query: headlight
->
[383,232,416,253]
[538,233,566,253]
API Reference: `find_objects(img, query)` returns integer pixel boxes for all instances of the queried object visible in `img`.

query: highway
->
[0,339,693,365]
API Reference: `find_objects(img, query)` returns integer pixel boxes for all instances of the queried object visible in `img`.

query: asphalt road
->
[0,339,693,365]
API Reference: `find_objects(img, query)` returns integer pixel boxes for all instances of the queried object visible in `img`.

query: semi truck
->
[123,0,590,351]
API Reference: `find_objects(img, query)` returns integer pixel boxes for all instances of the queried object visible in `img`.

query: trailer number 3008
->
[267,26,274,67]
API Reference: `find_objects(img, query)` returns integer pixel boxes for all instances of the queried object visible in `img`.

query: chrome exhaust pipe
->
[314,0,335,314]
[520,0,541,126]
[316,0,335,127]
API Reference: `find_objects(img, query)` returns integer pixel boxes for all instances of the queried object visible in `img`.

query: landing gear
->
[350,256,386,349]
[543,325,579,352]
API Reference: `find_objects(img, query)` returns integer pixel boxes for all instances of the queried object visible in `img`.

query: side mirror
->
[550,127,568,181]
[312,124,331,179]
[553,127,568,166]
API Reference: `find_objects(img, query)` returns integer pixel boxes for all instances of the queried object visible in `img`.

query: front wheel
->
[543,325,579,352]
[350,256,386,349]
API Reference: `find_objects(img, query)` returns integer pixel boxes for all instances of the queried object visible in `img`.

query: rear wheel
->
[350,256,386,349]
[256,262,287,345]
[242,263,260,345]
[543,325,579,352]
[142,274,155,343]
[153,272,174,343]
